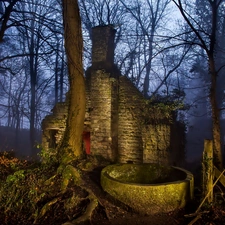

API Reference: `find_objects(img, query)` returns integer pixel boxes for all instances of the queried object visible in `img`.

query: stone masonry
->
[42,25,185,166]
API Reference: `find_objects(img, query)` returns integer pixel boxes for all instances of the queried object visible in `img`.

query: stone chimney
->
[87,25,119,162]
[92,25,116,67]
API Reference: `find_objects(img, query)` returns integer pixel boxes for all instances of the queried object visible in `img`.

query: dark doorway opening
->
[49,129,58,149]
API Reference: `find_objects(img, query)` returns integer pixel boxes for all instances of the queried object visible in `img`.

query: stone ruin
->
[42,25,185,166]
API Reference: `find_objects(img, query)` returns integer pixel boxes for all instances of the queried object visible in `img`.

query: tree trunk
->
[59,0,86,164]
[55,42,59,104]
[208,1,223,170]
[143,32,154,98]
[209,56,223,170]
[60,44,65,102]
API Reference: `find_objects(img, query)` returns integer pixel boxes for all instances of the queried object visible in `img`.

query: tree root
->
[35,163,101,225]
[62,188,98,225]
[33,197,61,224]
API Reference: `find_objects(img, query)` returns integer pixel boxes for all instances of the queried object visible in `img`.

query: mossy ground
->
[0,152,225,225]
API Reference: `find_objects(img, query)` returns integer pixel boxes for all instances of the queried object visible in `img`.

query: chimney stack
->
[92,25,116,66]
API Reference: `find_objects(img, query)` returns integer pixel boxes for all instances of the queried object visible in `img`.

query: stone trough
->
[101,163,194,215]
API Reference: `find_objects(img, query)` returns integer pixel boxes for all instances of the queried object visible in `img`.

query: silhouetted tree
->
[173,0,224,169]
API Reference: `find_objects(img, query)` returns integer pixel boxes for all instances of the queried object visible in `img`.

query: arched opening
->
[48,129,58,149]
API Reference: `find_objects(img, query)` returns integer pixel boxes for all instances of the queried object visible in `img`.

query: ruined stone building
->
[42,26,185,166]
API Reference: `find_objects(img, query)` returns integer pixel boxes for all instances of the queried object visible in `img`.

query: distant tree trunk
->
[28,9,40,153]
[30,74,36,151]
[7,76,12,127]
[59,42,65,102]
[55,42,59,104]
[59,0,86,164]
[143,34,153,97]
[60,48,65,102]
[29,28,37,152]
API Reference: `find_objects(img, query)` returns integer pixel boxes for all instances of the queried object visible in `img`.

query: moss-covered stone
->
[101,163,194,215]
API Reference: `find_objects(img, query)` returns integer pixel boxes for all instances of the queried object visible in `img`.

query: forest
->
[0,0,225,224]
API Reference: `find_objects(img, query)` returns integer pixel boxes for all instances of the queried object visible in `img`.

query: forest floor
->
[68,166,225,225]
[0,154,225,225]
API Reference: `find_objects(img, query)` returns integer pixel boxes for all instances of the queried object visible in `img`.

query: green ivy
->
[6,170,25,184]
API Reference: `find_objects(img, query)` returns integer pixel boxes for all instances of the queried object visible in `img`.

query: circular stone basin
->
[101,163,194,215]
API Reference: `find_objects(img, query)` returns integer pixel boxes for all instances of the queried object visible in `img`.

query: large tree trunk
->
[209,56,223,170]
[208,1,223,170]
[59,0,86,164]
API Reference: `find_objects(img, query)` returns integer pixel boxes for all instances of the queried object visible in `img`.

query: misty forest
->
[0,0,225,224]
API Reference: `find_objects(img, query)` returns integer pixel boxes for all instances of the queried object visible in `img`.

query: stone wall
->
[116,76,177,165]
[42,102,68,150]
[142,124,171,165]
[89,69,118,161]
[118,76,144,163]
[41,25,185,166]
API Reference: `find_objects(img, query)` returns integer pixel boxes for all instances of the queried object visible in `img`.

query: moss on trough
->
[101,163,194,215]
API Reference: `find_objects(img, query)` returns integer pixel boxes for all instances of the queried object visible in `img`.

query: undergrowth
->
[0,149,82,225]
[0,149,101,225]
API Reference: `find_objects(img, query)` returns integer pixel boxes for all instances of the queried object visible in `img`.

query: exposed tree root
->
[35,162,102,225]
[34,197,61,224]
[0,156,109,225]
[63,190,98,225]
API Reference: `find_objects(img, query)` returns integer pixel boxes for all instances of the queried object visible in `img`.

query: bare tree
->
[173,0,224,169]
[120,0,172,97]
[79,0,126,69]
[0,0,66,155]
[12,0,64,151]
